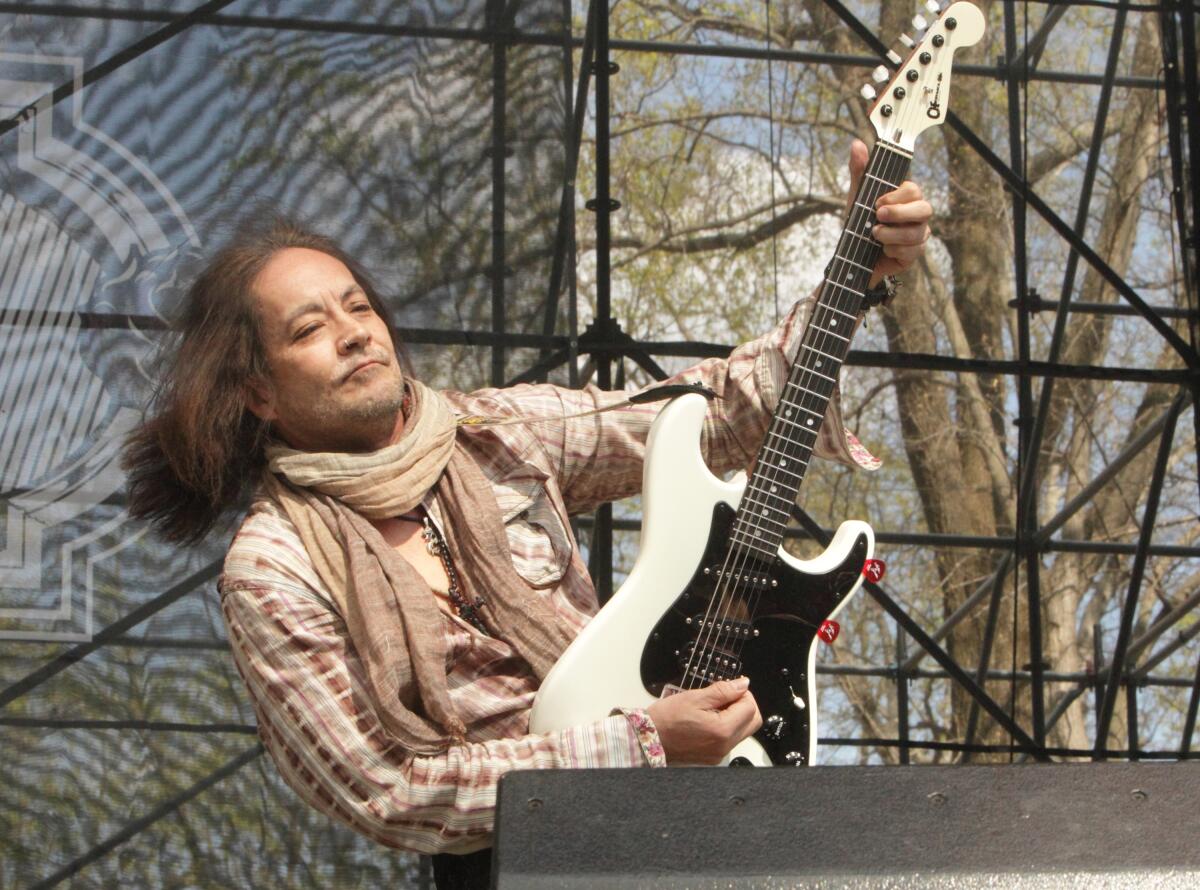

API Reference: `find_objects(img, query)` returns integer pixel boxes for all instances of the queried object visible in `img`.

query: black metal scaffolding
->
[1,0,1198,886]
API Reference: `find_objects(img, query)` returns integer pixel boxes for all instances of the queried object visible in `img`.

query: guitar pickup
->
[678,639,742,678]
[681,663,740,685]
[703,566,777,589]
[684,615,758,639]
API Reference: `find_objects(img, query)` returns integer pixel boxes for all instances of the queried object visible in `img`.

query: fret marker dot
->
[755,529,762,537]
[807,419,814,426]
[785,409,793,417]
[779,459,787,466]
[829,319,837,327]
[771,485,779,493]
[761,508,768,515]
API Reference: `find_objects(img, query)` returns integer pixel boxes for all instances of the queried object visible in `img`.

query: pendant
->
[421,518,441,556]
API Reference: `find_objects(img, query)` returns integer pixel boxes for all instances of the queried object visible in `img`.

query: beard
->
[335,387,404,430]
[282,364,407,453]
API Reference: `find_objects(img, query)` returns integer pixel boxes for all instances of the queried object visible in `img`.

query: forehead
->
[252,247,358,322]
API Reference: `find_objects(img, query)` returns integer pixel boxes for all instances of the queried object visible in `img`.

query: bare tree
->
[592,0,1193,761]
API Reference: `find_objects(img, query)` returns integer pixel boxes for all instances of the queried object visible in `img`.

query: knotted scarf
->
[261,379,575,753]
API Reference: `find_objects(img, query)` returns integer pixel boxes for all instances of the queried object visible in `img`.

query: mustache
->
[337,351,394,383]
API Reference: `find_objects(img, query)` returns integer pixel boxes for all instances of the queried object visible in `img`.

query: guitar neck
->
[729,140,912,561]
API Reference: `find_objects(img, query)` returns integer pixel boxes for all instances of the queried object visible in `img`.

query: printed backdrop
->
[0,2,567,886]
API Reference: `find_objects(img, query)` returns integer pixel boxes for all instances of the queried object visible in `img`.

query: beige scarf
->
[262,379,575,753]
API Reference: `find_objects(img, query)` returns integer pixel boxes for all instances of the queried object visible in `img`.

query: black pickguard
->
[639,502,869,766]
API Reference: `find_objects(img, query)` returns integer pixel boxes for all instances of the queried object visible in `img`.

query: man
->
[124,141,930,887]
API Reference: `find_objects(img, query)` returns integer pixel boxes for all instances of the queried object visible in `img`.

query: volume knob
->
[764,715,786,739]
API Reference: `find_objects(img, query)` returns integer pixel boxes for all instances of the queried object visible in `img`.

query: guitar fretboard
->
[729,140,912,562]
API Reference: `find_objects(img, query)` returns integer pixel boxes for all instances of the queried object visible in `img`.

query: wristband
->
[863,275,900,309]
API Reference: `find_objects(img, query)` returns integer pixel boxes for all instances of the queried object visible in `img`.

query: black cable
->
[764,0,781,324]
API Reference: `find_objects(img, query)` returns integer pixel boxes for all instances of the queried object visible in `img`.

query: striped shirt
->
[218,295,876,854]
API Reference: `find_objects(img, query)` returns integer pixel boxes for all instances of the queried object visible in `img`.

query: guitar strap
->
[455,382,716,428]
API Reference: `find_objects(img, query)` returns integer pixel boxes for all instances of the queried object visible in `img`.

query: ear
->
[243,376,277,423]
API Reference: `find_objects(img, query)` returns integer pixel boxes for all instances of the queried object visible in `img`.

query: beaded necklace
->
[397,507,489,635]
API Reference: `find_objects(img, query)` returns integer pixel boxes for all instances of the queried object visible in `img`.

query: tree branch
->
[581,194,840,260]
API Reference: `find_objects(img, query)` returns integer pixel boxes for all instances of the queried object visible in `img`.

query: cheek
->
[270,350,335,402]
[370,318,396,350]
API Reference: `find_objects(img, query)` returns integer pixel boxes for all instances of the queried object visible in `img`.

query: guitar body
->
[530,393,873,766]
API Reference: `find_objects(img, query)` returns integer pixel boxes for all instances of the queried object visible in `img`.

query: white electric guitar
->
[531,1,984,766]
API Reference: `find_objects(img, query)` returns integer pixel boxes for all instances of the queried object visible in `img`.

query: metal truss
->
[558,0,1200,770]
[26,744,265,890]
[1,0,1198,884]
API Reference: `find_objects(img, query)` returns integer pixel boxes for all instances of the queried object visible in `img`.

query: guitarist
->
[124,140,930,888]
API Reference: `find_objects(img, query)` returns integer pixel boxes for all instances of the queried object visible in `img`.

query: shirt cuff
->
[616,707,668,767]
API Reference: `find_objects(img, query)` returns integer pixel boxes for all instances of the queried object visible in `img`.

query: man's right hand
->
[646,676,763,765]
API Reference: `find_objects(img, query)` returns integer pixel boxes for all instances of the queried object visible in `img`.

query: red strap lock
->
[817,620,840,644]
[862,558,886,583]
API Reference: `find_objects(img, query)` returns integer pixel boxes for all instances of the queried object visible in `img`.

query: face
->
[246,247,405,452]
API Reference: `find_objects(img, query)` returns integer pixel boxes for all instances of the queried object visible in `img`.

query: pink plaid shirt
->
[218,295,875,854]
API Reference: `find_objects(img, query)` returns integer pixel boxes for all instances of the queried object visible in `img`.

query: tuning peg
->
[887,49,902,65]
[860,84,877,101]
[872,65,890,82]
[912,14,929,31]
[924,0,941,13]
[899,33,915,48]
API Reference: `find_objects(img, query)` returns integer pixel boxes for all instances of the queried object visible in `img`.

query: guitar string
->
[704,147,907,694]
[724,148,903,666]
[682,150,886,687]
[684,22,938,688]
[725,144,911,660]
[684,147,902,686]
[707,53,929,677]
[713,19,938,668]
[686,142,911,690]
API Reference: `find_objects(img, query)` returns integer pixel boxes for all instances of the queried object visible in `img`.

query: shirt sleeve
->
[454,291,878,515]
[220,577,666,855]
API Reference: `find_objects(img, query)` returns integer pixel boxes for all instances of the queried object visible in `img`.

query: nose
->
[337,314,370,354]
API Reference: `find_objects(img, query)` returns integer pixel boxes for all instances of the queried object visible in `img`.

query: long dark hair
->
[122,215,403,544]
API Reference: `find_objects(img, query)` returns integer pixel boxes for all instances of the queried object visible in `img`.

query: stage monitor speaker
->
[493,762,1200,888]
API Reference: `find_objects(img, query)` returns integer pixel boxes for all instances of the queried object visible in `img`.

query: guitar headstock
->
[860,1,986,151]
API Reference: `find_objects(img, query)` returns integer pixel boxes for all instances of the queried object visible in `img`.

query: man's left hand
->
[847,138,933,287]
